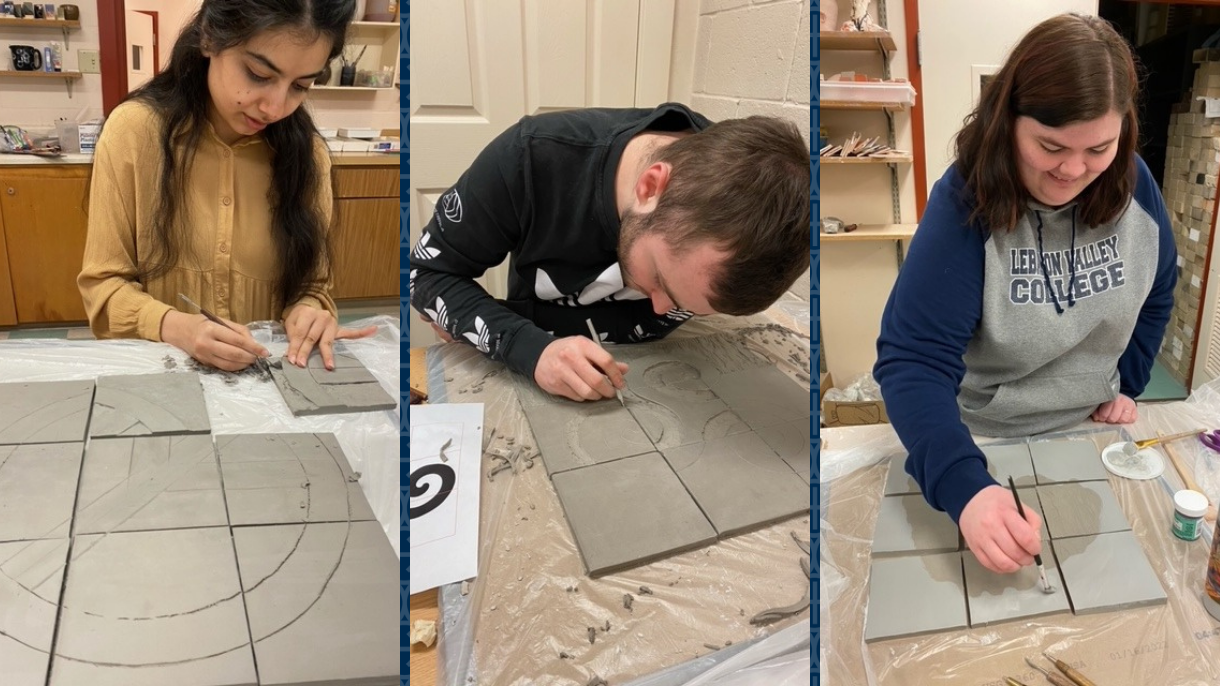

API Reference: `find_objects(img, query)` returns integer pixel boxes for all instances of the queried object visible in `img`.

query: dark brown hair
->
[954,13,1139,230]
[648,116,811,315]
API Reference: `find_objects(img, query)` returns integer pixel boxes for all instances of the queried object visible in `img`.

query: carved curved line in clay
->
[748,581,810,625]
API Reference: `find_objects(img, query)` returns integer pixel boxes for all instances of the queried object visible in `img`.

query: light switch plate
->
[78,50,99,73]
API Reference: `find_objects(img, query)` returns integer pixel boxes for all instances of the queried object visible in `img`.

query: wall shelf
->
[0,70,82,97]
[821,224,918,243]
[0,17,81,48]
[822,100,907,112]
[820,154,912,164]
[312,85,396,92]
[820,31,897,53]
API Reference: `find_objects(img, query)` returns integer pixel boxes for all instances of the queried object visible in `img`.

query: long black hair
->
[124,0,355,311]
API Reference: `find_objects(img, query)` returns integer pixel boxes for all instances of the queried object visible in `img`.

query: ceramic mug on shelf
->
[21,2,34,17]
[10,44,43,70]
[57,2,75,19]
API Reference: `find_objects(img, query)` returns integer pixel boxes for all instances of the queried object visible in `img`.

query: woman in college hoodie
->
[874,13,1177,574]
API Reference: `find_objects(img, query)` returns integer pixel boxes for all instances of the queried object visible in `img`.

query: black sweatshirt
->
[409,103,713,378]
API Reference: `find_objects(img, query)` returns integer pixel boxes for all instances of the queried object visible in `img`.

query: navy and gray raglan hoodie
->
[874,156,1177,523]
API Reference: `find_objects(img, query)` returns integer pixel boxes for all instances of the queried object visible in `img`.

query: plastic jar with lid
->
[1172,490,1208,541]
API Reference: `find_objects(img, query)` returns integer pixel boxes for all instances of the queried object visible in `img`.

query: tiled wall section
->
[692,0,810,143]
[1158,53,1220,384]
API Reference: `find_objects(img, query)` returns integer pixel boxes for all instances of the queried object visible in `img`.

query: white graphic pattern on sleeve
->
[534,264,647,307]
[409,269,417,301]
[463,316,493,353]
[411,233,441,261]
[424,297,451,334]
[440,189,463,224]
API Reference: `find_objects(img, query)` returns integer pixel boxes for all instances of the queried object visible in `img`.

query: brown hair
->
[954,13,1140,230]
[648,116,811,315]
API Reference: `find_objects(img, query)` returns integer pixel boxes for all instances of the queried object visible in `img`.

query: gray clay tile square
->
[982,443,1036,487]
[233,521,398,686]
[963,543,1069,626]
[520,394,655,476]
[662,433,809,536]
[703,367,810,430]
[1029,439,1108,484]
[626,383,750,451]
[0,539,69,686]
[0,380,93,445]
[871,494,961,556]
[1053,531,1167,614]
[216,433,376,526]
[1037,481,1131,539]
[51,528,256,686]
[551,452,717,575]
[271,351,396,417]
[0,443,82,541]
[755,417,810,480]
[75,435,228,534]
[883,455,920,496]
[864,552,968,642]
[90,373,210,438]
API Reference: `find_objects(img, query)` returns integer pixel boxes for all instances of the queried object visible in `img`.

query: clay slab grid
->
[520,394,655,476]
[1029,439,1110,484]
[90,372,211,438]
[0,443,82,542]
[51,527,257,686]
[551,452,718,576]
[662,432,810,537]
[963,541,1070,626]
[625,382,750,451]
[864,552,968,642]
[270,353,396,417]
[233,521,399,686]
[702,367,811,431]
[216,433,376,526]
[0,380,94,446]
[982,442,1036,487]
[0,539,69,686]
[1052,531,1168,615]
[75,434,228,534]
[883,455,920,496]
[1037,481,1131,540]
[755,417,811,480]
[871,494,961,557]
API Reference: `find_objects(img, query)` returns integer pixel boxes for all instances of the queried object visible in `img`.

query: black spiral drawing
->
[410,464,456,519]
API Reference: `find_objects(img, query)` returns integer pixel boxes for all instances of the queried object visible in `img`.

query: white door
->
[408,0,676,347]
[125,10,155,91]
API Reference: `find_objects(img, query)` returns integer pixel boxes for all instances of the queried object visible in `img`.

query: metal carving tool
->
[1025,657,1074,686]
[1007,475,1055,594]
[177,293,272,376]
[1042,651,1098,686]
[584,318,625,407]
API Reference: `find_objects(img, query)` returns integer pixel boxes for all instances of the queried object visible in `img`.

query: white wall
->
[0,0,105,128]
[919,0,1098,186]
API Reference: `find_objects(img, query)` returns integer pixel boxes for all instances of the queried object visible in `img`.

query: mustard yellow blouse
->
[78,100,337,341]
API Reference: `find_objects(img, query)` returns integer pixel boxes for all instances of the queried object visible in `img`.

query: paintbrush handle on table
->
[1043,652,1098,686]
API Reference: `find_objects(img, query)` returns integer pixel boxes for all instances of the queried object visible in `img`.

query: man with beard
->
[409,104,811,401]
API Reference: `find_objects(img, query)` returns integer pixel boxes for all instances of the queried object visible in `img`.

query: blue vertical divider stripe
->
[400,2,410,684]
[810,0,821,681]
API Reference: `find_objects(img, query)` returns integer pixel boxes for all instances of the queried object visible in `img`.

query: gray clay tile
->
[982,443,1036,486]
[90,373,210,438]
[520,394,655,476]
[864,552,968,642]
[0,380,93,445]
[551,452,717,575]
[0,443,82,541]
[755,417,811,480]
[271,352,396,417]
[963,542,1069,626]
[1037,481,1131,539]
[662,433,809,536]
[51,528,256,686]
[233,521,398,686]
[1029,439,1109,484]
[626,383,750,451]
[75,435,227,534]
[883,455,920,496]
[216,433,375,526]
[1053,531,1167,614]
[0,538,68,686]
[871,494,961,556]
[703,367,810,430]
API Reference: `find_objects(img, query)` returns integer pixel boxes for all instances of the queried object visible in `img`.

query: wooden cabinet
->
[0,166,90,324]
[330,166,400,299]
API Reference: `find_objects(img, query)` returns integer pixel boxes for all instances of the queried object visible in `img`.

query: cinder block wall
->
[1159,53,1220,384]
[689,0,810,144]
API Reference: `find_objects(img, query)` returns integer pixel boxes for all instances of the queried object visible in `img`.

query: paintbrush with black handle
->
[1006,475,1055,594]
[177,293,272,376]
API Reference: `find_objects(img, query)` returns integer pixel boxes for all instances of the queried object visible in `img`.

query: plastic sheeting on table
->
[821,385,1220,685]
[421,295,813,686]
[0,315,401,555]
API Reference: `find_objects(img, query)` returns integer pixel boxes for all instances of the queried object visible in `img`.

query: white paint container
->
[1173,490,1208,541]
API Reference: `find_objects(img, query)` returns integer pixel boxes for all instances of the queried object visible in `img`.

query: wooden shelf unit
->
[822,99,907,112]
[820,154,912,165]
[820,224,918,243]
[819,31,897,53]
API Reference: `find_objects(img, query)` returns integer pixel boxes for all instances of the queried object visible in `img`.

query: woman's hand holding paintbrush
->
[959,482,1047,576]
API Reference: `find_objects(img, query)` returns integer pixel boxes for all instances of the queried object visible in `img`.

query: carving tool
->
[1007,476,1055,594]
[1042,651,1098,686]
[177,293,272,376]
[1025,657,1075,686]
[584,318,625,407]
[1004,678,1031,686]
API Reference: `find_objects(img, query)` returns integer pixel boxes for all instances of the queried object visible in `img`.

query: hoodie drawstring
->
[1033,209,1077,316]
[1066,206,1078,309]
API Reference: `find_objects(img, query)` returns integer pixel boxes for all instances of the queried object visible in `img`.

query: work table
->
[0,151,400,166]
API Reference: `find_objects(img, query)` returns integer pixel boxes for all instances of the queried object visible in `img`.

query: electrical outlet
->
[79,50,100,74]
